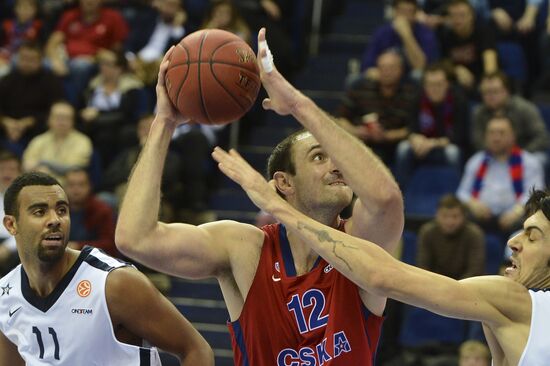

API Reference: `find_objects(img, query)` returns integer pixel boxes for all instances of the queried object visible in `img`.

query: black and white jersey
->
[0,246,161,365]
[518,289,550,366]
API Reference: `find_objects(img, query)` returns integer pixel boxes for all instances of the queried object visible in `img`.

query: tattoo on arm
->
[297,221,358,271]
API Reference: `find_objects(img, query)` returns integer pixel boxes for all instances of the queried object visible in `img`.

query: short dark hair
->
[0,150,21,166]
[393,0,417,7]
[4,172,61,217]
[525,189,550,221]
[18,40,43,55]
[481,71,512,93]
[267,129,309,180]
[437,194,466,213]
[423,62,453,82]
[447,0,474,13]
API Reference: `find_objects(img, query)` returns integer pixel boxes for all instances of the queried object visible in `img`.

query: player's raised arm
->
[212,147,523,326]
[256,28,403,251]
[0,331,24,366]
[106,267,214,365]
[115,47,254,279]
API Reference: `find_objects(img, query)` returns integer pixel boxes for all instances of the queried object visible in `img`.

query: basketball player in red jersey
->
[116,28,404,365]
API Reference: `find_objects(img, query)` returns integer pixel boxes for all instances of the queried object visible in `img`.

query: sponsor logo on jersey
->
[324,264,334,273]
[8,306,21,317]
[71,308,93,315]
[277,330,352,365]
[1,283,12,296]
[77,280,92,297]
[272,274,282,282]
[275,262,281,272]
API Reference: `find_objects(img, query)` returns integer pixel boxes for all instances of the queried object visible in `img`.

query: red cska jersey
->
[228,223,384,366]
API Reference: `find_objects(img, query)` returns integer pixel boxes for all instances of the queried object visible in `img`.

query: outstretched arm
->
[115,47,246,279]
[107,267,214,365]
[212,147,528,326]
[257,29,403,251]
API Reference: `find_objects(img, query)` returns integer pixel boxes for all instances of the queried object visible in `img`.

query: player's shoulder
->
[80,246,132,273]
[200,219,266,248]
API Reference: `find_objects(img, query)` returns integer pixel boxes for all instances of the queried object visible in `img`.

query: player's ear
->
[3,215,17,236]
[273,171,294,197]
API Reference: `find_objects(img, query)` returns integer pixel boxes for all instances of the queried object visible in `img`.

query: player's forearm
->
[269,198,389,288]
[115,119,176,253]
[292,97,401,209]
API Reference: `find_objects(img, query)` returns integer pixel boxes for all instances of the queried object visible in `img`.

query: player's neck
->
[23,249,80,297]
[286,231,320,276]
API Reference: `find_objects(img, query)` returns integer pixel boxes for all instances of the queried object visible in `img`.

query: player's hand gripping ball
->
[165,29,261,125]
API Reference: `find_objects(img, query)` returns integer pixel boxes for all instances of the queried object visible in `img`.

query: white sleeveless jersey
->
[518,289,550,366]
[0,246,161,365]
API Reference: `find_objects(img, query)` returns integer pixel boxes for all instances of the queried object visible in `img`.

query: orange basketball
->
[165,29,261,125]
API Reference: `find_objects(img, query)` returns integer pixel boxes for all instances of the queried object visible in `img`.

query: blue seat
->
[404,165,461,217]
[401,230,418,265]
[399,306,466,348]
[496,42,527,84]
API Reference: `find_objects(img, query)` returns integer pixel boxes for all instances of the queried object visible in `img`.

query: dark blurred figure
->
[22,100,92,183]
[202,0,251,43]
[338,50,420,167]
[46,0,129,100]
[489,0,546,93]
[0,151,21,276]
[0,0,43,75]
[65,168,120,258]
[473,71,549,165]
[437,0,498,92]
[417,194,485,279]
[80,49,145,166]
[395,63,468,187]
[457,116,544,235]
[125,0,187,86]
[362,0,439,80]
[0,41,65,157]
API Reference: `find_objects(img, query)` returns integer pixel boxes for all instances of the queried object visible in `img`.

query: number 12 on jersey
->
[287,289,329,334]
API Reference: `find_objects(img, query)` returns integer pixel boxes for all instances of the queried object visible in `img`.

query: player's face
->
[505,211,550,288]
[289,134,353,213]
[11,185,71,264]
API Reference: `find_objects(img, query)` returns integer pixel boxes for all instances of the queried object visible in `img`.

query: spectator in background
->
[0,151,21,276]
[458,340,491,366]
[23,101,92,183]
[100,114,183,221]
[338,50,420,166]
[395,63,468,187]
[473,71,549,164]
[489,0,545,90]
[65,168,119,258]
[438,0,498,91]
[80,49,144,166]
[126,0,186,86]
[457,116,544,234]
[45,0,129,99]
[0,41,65,157]
[203,0,251,43]
[417,194,485,279]
[362,0,439,80]
[0,0,42,76]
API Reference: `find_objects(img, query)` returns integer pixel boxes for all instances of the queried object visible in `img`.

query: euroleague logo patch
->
[77,280,92,297]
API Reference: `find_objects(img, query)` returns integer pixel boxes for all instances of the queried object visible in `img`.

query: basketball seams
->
[167,43,190,112]
[165,29,260,124]
[197,31,211,124]
[210,62,247,111]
